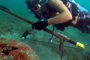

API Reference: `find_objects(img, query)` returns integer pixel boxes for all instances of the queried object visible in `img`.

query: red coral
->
[0,38,40,60]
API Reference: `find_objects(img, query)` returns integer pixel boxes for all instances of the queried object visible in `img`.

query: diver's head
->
[25,0,46,10]
[26,0,39,8]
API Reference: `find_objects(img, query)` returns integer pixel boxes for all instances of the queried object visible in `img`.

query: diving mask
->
[25,0,41,10]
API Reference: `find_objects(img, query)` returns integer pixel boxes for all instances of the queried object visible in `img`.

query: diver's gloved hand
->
[32,18,48,30]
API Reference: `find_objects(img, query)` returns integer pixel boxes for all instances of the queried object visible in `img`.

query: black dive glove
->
[32,18,48,30]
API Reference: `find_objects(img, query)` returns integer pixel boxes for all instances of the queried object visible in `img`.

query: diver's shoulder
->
[48,0,62,8]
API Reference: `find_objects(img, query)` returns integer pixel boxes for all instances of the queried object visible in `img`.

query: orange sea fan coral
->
[0,38,40,60]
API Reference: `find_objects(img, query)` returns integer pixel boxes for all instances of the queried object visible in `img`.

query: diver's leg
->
[78,17,90,33]
[84,17,90,25]
[74,17,90,33]
[74,11,90,33]
[82,11,90,25]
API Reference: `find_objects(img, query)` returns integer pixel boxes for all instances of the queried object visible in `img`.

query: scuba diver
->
[22,0,90,40]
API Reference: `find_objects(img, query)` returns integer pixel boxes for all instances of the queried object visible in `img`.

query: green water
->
[0,0,90,60]
[76,0,90,12]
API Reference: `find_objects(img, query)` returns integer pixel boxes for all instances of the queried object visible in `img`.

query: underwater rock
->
[0,38,40,60]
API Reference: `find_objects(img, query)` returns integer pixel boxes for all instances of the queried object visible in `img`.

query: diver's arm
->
[47,0,72,25]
